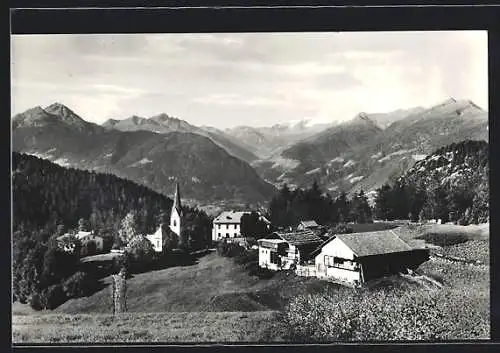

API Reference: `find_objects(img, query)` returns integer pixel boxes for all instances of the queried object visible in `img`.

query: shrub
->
[29,292,44,311]
[126,235,156,272]
[283,284,488,342]
[62,271,95,298]
[217,241,245,257]
[38,284,67,310]
[234,249,258,265]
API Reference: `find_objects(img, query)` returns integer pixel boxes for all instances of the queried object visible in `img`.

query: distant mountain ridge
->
[253,98,488,197]
[102,113,258,164]
[12,104,275,206]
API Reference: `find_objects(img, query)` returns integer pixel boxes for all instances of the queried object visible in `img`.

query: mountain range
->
[12,103,275,207]
[252,98,488,196]
[11,97,488,207]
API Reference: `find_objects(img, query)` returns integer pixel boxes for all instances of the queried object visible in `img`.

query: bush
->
[126,235,156,272]
[29,292,44,311]
[283,285,488,342]
[234,249,258,265]
[62,271,95,298]
[217,241,245,258]
[37,284,67,310]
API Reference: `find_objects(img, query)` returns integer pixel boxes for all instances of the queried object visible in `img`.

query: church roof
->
[172,183,182,215]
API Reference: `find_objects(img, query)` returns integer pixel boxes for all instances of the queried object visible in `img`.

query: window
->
[270,251,280,265]
[234,224,237,229]
[157,240,160,248]
[226,224,229,229]
[218,224,221,229]
[218,233,221,238]
[226,234,229,238]
[173,220,176,227]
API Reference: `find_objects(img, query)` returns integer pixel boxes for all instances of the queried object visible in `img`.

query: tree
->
[241,212,270,239]
[126,235,156,271]
[40,247,79,288]
[118,211,139,246]
[335,192,351,223]
[350,190,373,223]
[78,218,90,232]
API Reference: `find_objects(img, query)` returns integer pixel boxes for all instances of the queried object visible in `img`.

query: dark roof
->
[273,230,323,247]
[336,230,413,257]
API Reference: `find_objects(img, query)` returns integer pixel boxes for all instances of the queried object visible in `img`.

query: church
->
[146,182,183,252]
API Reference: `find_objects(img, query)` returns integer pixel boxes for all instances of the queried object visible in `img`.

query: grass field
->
[12,311,287,343]
[12,223,490,343]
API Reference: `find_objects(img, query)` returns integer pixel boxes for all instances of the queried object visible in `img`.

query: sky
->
[11,31,488,129]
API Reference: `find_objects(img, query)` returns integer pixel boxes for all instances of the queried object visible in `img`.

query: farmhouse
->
[258,230,323,271]
[212,210,271,242]
[297,220,319,231]
[312,229,430,285]
[57,230,104,253]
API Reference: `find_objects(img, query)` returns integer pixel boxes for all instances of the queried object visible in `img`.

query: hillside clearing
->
[51,252,336,314]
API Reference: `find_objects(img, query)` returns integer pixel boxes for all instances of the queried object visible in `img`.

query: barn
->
[258,230,323,271]
[313,229,429,285]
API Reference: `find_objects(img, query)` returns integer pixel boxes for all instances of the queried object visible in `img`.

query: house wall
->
[146,227,163,252]
[170,208,181,237]
[359,250,430,281]
[212,222,241,241]
[258,244,298,271]
[314,238,361,284]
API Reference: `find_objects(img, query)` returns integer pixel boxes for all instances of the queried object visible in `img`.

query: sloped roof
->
[273,230,323,247]
[336,230,413,257]
[213,211,247,224]
[300,220,319,227]
[172,182,182,215]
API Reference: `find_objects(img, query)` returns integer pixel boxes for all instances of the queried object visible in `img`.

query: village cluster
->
[56,184,430,287]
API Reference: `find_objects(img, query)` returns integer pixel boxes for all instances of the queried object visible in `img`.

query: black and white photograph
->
[11,27,490,343]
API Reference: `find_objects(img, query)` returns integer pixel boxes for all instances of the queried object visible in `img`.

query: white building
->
[58,230,104,253]
[146,226,164,253]
[211,210,271,242]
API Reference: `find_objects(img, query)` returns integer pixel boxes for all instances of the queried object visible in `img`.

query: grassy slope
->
[50,252,334,314]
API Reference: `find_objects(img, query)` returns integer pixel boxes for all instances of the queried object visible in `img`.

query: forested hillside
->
[373,140,489,225]
[12,152,212,242]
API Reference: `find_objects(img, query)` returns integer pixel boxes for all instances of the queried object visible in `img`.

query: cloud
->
[10,31,488,128]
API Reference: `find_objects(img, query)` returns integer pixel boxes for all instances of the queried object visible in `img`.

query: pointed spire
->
[172,182,182,215]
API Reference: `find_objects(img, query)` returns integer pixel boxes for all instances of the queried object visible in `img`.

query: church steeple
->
[172,182,182,216]
[170,182,182,239]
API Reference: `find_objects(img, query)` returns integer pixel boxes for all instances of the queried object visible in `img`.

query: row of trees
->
[267,182,373,229]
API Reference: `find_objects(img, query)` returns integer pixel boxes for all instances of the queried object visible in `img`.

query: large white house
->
[211,211,271,242]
